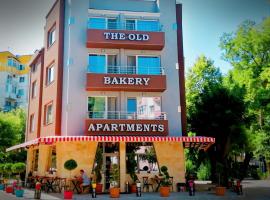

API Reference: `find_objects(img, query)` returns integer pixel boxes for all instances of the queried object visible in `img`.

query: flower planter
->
[96,183,103,194]
[0,184,4,190]
[131,184,137,193]
[215,186,226,196]
[110,187,120,198]
[64,190,73,199]
[6,186,13,193]
[15,189,24,197]
[160,186,170,197]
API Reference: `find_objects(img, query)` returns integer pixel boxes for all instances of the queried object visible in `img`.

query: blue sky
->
[0,0,269,74]
[178,0,270,74]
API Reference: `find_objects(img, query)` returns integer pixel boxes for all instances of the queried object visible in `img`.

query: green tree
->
[220,17,270,162]
[186,55,222,126]
[190,87,246,184]
[0,109,26,163]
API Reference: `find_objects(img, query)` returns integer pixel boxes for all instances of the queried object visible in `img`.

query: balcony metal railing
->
[87,65,165,75]
[88,21,162,32]
[87,111,167,120]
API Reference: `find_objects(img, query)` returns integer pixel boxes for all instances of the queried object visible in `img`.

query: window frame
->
[47,24,56,48]
[31,80,37,99]
[88,53,118,73]
[19,76,25,83]
[44,102,53,125]
[46,64,55,86]
[29,114,35,133]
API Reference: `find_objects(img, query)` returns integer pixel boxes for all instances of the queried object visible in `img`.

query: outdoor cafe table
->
[69,178,81,194]
[43,177,56,193]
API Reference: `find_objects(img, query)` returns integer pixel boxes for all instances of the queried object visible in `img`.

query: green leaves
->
[220,17,270,161]
[64,159,78,171]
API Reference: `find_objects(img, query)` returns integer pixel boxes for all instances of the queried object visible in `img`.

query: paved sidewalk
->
[0,190,245,200]
[0,179,269,200]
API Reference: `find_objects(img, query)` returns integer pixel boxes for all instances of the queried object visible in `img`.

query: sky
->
[0,0,269,74]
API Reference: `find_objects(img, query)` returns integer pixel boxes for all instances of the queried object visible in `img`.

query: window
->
[7,58,18,67]
[48,26,56,47]
[107,18,117,30]
[12,86,17,94]
[88,17,106,29]
[45,103,53,125]
[31,63,37,73]
[88,97,117,119]
[126,19,136,30]
[126,143,159,173]
[19,77,25,83]
[33,150,39,172]
[127,56,136,74]
[107,55,118,73]
[137,20,160,32]
[88,97,106,119]
[32,81,37,98]
[127,97,161,119]
[48,147,57,174]
[88,55,106,73]
[137,56,161,75]
[17,89,24,97]
[6,75,12,84]
[30,114,35,133]
[18,64,25,70]
[47,65,54,85]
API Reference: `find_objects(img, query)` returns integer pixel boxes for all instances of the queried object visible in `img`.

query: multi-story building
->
[8,0,215,193]
[0,51,31,111]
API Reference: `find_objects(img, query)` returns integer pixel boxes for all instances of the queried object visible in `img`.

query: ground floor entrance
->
[25,140,188,192]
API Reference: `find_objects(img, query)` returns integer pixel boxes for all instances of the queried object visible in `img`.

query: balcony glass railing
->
[88,21,162,32]
[87,65,164,75]
[87,111,167,120]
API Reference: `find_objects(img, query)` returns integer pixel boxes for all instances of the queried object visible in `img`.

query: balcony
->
[86,66,167,92]
[86,21,165,50]
[85,111,168,136]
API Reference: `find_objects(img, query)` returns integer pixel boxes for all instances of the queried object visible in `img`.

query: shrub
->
[11,163,26,174]
[0,164,5,176]
[64,159,78,171]
[197,162,211,180]
[160,166,171,187]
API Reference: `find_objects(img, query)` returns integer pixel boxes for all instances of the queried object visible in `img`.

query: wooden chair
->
[169,176,174,191]
[142,176,154,192]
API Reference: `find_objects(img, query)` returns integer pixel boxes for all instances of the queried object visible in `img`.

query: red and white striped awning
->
[6,136,215,152]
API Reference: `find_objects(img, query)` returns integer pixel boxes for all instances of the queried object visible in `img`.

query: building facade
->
[7,0,215,193]
[0,51,31,111]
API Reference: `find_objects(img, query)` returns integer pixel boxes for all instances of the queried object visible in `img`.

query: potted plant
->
[159,166,171,197]
[127,151,138,193]
[11,163,26,197]
[215,162,226,196]
[4,163,13,179]
[0,164,5,190]
[93,147,103,193]
[109,164,120,198]
[64,159,78,199]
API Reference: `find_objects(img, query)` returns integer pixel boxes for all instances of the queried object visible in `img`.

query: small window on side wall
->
[30,114,35,133]
[31,81,37,99]
[45,103,53,125]
[46,64,54,85]
[48,25,56,47]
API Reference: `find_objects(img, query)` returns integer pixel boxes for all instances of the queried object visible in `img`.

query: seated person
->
[78,169,90,193]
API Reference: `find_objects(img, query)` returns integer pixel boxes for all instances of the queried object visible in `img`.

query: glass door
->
[103,153,119,191]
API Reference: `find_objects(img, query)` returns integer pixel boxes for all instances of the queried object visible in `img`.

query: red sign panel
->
[86,73,166,92]
[86,29,165,50]
[85,119,169,136]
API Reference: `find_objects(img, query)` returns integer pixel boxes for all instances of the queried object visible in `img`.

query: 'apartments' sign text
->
[88,123,165,132]
[104,32,150,41]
